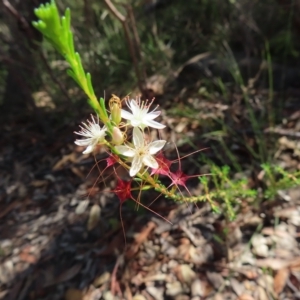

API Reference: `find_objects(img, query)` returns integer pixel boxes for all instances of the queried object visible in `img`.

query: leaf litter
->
[0,88,300,300]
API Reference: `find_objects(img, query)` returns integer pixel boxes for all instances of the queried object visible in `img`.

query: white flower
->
[115,127,166,177]
[74,115,106,154]
[121,98,165,129]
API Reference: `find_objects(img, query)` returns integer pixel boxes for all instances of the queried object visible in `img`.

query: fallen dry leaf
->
[214,293,224,300]
[289,257,300,271]
[57,264,82,283]
[99,231,124,255]
[30,180,49,187]
[19,252,37,264]
[71,166,85,179]
[87,204,101,231]
[206,271,224,289]
[65,288,83,300]
[274,207,297,219]
[258,286,269,300]
[238,294,255,300]
[142,274,168,283]
[278,136,300,157]
[145,74,167,96]
[256,258,290,270]
[126,221,156,259]
[45,264,82,287]
[132,294,147,300]
[0,201,21,219]
[19,245,38,264]
[239,269,259,280]
[274,268,289,295]
[52,153,77,171]
[75,199,89,215]
[261,227,274,236]
[93,271,110,287]
[230,278,245,296]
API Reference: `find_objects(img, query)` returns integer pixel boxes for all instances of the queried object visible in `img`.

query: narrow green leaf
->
[67,69,82,88]
[75,53,85,79]
[65,8,71,29]
[67,30,75,56]
[86,73,95,96]
[99,98,108,118]
[87,99,101,115]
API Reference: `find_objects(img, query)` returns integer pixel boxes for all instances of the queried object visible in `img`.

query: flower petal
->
[131,118,143,128]
[145,110,161,120]
[130,155,143,177]
[115,145,135,157]
[143,154,158,169]
[144,119,165,129]
[121,109,133,120]
[148,140,166,154]
[82,144,94,154]
[74,138,93,146]
[129,100,140,116]
[132,127,144,148]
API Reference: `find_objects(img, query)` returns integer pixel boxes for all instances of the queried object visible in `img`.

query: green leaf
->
[99,98,108,119]
[86,73,95,96]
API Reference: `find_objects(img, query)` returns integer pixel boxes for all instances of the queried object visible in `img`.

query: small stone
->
[93,271,110,287]
[0,240,13,256]
[161,263,168,273]
[87,204,101,231]
[206,271,224,289]
[132,295,147,300]
[252,235,269,257]
[26,233,38,241]
[146,286,164,300]
[145,247,156,258]
[10,256,18,266]
[0,239,12,248]
[12,248,20,256]
[174,295,190,300]
[189,244,213,264]
[0,260,14,284]
[178,264,196,284]
[168,259,179,269]
[102,291,118,300]
[70,197,79,206]
[166,281,184,297]
[191,279,204,297]
[165,246,178,257]
[257,274,274,291]
[75,199,89,214]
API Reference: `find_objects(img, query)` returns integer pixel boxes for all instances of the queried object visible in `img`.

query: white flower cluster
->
[74,115,106,154]
[75,98,166,177]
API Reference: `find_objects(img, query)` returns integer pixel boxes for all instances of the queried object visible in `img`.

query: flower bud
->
[111,126,124,145]
[109,95,122,126]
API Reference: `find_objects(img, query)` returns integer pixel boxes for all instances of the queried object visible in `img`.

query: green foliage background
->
[1,0,300,106]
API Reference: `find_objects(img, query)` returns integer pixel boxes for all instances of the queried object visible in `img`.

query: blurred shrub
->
[1,0,300,109]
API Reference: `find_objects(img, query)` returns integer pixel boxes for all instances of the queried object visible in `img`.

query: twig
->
[103,0,147,95]
[127,5,141,60]
[3,0,34,39]
[126,4,148,84]
[122,21,145,93]
[264,127,300,137]
[110,254,124,296]
[103,0,125,22]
